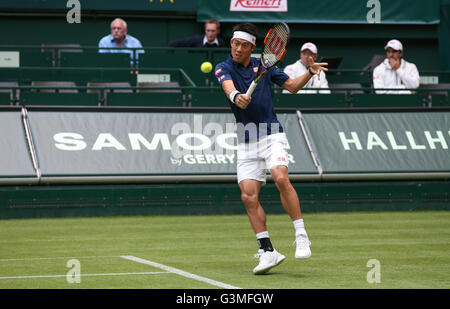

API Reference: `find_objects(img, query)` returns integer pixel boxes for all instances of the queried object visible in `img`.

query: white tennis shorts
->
[237,132,289,184]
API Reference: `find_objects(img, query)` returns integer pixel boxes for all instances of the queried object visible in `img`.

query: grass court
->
[0,211,449,289]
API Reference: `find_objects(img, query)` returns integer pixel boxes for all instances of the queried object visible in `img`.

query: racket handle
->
[246,81,257,97]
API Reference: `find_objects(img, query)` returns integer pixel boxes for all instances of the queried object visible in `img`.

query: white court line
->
[121,255,241,289]
[0,271,169,280]
[0,256,120,262]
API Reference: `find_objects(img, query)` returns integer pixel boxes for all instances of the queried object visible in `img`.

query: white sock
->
[293,219,307,236]
[256,231,269,239]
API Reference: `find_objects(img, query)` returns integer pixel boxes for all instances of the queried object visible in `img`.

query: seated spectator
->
[282,42,330,94]
[98,18,144,65]
[373,39,420,94]
[169,19,226,48]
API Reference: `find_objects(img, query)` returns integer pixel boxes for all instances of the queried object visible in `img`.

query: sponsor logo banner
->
[27,112,316,176]
[229,0,288,12]
[302,112,450,173]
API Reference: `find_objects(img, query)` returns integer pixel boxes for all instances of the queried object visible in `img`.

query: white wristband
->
[229,90,240,104]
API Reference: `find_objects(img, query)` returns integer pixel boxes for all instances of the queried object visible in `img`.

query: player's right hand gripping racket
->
[245,22,290,97]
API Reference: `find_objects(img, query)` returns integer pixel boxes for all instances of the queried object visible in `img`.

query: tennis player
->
[215,23,328,275]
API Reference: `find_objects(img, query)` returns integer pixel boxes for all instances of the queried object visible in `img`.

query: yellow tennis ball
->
[200,61,213,73]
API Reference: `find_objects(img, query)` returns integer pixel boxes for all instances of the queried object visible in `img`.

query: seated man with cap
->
[282,42,330,94]
[373,39,420,94]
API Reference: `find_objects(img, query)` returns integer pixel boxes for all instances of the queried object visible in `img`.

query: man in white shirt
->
[373,39,420,94]
[283,42,330,94]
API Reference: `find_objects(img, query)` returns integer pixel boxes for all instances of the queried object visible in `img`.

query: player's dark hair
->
[232,23,258,39]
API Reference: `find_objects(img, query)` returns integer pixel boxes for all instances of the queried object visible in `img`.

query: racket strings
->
[262,24,289,67]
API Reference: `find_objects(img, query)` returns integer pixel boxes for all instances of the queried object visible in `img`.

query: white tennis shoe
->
[294,234,311,259]
[253,249,286,275]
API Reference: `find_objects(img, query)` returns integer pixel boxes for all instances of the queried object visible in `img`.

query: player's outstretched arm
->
[282,56,328,94]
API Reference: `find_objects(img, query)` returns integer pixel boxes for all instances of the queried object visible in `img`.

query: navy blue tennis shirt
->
[215,55,290,143]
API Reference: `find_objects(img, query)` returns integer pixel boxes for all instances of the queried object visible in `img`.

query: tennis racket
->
[245,22,290,97]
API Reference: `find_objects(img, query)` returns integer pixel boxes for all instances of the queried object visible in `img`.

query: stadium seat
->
[318,56,343,71]
[137,82,181,93]
[19,92,99,106]
[106,92,184,107]
[273,93,347,108]
[41,44,83,67]
[31,81,78,93]
[351,94,426,108]
[87,82,132,105]
[362,54,385,71]
[329,83,364,94]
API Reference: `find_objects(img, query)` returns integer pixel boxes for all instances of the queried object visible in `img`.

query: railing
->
[0,85,449,108]
[0,45,243,68]
[0,45,449,108]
